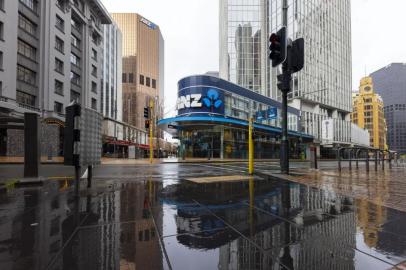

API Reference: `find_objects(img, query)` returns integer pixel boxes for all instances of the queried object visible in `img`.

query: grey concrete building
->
[370,63,406,154]
[219,0,353,152]
[0,0,112,157]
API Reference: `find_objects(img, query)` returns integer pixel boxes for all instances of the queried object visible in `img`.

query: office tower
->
[111,13,164,134]
[370,63,406,154]
[219,0,353,152]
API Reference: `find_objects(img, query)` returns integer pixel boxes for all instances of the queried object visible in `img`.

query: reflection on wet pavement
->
[1,164,406,270]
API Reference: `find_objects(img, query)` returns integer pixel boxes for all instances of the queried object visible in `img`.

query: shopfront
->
[158,75,313,159]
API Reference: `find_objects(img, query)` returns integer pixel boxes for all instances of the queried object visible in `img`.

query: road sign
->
[268,107,278,120]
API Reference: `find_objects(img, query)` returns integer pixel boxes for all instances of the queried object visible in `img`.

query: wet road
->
[1,163,406,270]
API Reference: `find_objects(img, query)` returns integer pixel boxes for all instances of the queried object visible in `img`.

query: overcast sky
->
[101,0,406,117]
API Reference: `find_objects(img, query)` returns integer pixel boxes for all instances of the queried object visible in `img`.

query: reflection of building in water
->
[171,183,357,270]
[356,178,388,248]
[119,181,163,270]
[0,180,74,270]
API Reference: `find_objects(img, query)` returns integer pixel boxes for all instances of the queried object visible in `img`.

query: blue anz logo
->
[202,89,223,109]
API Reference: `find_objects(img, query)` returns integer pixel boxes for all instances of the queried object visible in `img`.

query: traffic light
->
[290,38,304,73]
[277,73,291,92]
[145,120,150,129]
[269,27,287,67]
[144,107,149,119]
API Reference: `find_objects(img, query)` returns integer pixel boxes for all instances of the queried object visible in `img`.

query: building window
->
[55,58,64,74]
[70,71,80,85]
[18,14,37,36]
[54,102,63,113]
[122,73,127,83]
[18,39,36,61]
[17,90,35,106]
[55,36,64,53]
[91,81,97,93]
[91,65,97,77]
[70,90,80,103]
[17,65,36,85]
[91,49,97,60]
[129,73,134,83]
[70,52,80,66]
[152,79,156,89]
[71,35,80,48]
[0,21,3,40]
[0,0,4,11]
[0,51,3,70]
[91,98,97,110]
[146,77,150,87]
[72,0,84,12]
[71,17,81,31]
[55,15,64,32]
[140,75,144,85]
[54,80,63,95]
[20,0,38,13]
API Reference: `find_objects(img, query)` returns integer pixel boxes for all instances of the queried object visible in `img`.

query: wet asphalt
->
[1,162,406,270]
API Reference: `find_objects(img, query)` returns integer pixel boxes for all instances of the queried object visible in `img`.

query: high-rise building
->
[352,77,387,150]
[111,13,165,156]
[219,0,353,152]
[370,63,406,154]
[0,0,112,157]
[102,23,122,121]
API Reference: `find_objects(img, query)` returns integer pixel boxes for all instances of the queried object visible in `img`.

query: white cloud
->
[101,0,406,114]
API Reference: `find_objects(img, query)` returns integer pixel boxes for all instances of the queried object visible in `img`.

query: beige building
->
[112,13,164,144]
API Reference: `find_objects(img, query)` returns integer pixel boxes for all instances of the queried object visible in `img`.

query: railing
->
[337,147,394,172]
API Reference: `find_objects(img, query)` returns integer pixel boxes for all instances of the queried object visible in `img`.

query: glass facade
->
[159,75,312,159]
[220,0,352,143]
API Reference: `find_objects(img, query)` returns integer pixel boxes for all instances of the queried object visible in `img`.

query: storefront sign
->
[177,87,224,115]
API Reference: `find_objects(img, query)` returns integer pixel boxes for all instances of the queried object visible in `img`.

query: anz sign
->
[177,87,224,115]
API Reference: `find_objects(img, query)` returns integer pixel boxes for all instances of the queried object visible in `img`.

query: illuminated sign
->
[140,17,156,29]
[177,94,202,110]
[177,87,224,115]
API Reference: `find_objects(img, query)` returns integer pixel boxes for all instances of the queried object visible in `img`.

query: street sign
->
[268,108,278,120]
[256,108,278,122]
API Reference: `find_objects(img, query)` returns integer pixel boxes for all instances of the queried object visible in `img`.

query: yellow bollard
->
[248,117,254,175]
[149,99,154,164]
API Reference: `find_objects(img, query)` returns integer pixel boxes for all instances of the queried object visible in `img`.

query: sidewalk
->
[261,167,406,212]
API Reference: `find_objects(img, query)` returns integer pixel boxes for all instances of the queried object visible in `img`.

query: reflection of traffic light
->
[144,107,149,118]
[145,120,150,129]
[269,27,287,67]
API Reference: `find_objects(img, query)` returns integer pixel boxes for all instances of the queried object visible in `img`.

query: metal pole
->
[280,0,290,175]
[381,151,385,171]
[281,91,289,174]
[349,149,352,171]
[87,165,92,188]
[74,165,81,197]
[375,150,378,171]
[149,99,154,164]
[337,148,342,172]
[249,117,254,175]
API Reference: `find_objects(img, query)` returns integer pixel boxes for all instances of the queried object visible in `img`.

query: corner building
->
[352,77,387,150]
[219,0,353,156]
[158,75,312,159]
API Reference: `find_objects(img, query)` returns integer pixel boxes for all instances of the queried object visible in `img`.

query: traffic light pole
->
[280,67,291,175]
[149,99,154,164]
[280,0,290,175]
